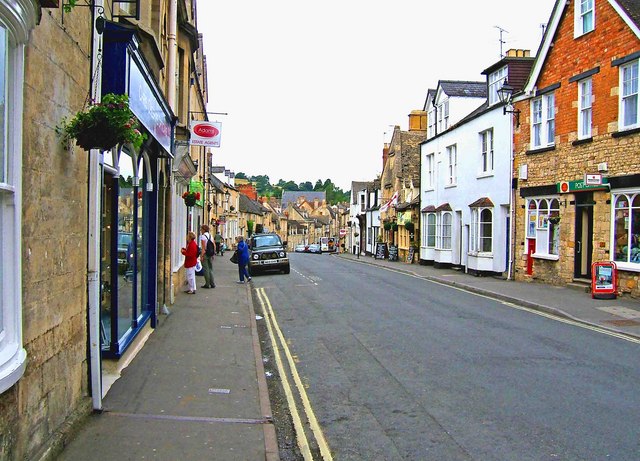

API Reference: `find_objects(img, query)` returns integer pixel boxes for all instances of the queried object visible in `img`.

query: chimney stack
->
[408,110,427,132]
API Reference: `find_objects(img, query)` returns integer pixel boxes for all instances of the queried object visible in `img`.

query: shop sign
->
[557,178,609,193]
[397,211,412,225]
[190,121,222,147]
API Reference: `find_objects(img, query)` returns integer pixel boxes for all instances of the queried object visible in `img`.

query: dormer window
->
[575,0,595,37]
[488,66,508,105]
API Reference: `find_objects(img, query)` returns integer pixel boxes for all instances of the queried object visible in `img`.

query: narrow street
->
[255,253,640,461]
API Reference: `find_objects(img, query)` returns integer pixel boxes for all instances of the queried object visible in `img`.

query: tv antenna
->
[494,25,508,58]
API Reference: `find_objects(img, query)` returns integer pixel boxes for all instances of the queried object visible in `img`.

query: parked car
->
[117,232,133,273]
[249,233,290,274]
[308,243,321,254]
[294,244,307,253]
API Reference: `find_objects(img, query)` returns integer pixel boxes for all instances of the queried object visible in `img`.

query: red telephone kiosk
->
[591,261,618,299]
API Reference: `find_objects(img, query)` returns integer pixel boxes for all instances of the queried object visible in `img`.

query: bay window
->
[470,207,493,253]
[437,212,452,250]
[0,2,38,394]
[423,212,436,248]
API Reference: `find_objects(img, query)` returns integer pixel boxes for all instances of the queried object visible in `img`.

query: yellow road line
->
[256,289,313,460]
[257,288,334,460]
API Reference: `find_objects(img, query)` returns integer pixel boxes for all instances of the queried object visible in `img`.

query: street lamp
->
[497,80,521,127]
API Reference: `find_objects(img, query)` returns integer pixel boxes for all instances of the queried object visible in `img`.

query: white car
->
[294,244,307,252]
[308,243,321,254]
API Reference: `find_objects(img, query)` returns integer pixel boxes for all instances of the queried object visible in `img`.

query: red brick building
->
[512,0,640,296]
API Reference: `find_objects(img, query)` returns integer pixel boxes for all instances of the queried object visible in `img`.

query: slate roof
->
[618,0,640,27]
[282,191,326,208]
[239,194,268,215]
[439,81,487,99]
[350,181,370,205]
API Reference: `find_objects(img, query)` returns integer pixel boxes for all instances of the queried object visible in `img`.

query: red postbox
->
[591,261,618,299]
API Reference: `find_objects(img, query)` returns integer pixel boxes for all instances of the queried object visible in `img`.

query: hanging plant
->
[383,221,392,231]
[404,221,415,232]
[391,222,398,231]
[548,217,561,225]
[57,93,146,151]
[182,191,200,207]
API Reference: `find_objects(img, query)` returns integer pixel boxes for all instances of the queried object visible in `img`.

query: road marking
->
[256,288,313,460]
[293,268,319,285]
[257,288,333,460]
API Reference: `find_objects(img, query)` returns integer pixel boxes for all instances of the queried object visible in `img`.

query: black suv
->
[248,233,290,275]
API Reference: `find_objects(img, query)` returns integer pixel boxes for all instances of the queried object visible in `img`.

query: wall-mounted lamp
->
[497,81,521,127]
[224,190,231,203]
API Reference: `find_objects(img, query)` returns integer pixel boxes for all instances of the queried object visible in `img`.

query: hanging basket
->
[182,191,200,207]
[74,122,121,151]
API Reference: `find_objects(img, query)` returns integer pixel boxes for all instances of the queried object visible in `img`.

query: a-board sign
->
[592,261,617,299]
[375,242,387,260]
[407,246,416,264]
[388,245,399,261]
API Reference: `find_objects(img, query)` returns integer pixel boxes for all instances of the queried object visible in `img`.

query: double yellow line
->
[255,288,333,460]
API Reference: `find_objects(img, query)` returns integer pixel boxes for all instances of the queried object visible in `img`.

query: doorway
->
[574,193,594,279]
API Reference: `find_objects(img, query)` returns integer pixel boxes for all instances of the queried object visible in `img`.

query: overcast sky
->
[197,0,557,191]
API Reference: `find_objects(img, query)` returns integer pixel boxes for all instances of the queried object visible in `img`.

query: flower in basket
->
[57,93,147,151]
[182,191,200,207]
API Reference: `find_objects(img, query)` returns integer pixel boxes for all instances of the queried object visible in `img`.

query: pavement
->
[57,251,640,461]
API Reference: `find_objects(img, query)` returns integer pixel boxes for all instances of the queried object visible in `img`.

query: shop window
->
[470,207,493,253]
[526,198,560,258]
[613,193,640,265]
[101,151,152,354]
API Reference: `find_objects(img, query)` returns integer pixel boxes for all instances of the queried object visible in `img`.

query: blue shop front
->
[99,22,174,358]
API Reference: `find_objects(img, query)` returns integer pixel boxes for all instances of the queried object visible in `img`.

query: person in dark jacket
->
[235,235,251,284]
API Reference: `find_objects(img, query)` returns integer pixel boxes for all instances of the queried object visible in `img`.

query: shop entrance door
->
[574,193,594,279]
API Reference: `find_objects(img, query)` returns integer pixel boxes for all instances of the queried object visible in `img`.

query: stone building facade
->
[512,0,640,297]
[0,0,209,459]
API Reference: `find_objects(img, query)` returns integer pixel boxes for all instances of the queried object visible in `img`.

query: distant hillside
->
[235,173,350,204]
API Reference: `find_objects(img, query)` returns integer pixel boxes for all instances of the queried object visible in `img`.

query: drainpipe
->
[507,106,515,280]
[167,0,177,110]
[87,0,105,411]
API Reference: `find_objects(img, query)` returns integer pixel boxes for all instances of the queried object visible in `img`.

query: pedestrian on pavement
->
[236,235,251,284]
[181,231,198,294]
[200,224,216,289]
[214,231,224,255]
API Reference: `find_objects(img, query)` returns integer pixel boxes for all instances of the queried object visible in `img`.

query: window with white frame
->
[443,100,449,130]
[428,107,436,137]
[425,153,435,189]
[620,60,639,129]
[470,207,493,253]
[446,144,457,186]
[438,104,444,132]
[575,0,594,37]
[526,198,560,257]
[531,93,555,149]
[480,129,494,173]
[612,192,640,265]
[0,7,35,394]
[437,212,452,249]
[423,212,436,247]
[578,78,592,139]
[488,66,508,106]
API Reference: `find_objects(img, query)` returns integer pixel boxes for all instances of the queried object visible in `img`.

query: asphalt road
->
[253,252,640,461]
